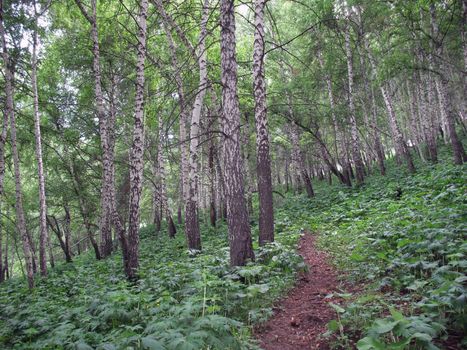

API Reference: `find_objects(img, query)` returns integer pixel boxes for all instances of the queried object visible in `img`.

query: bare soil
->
[254,233,347,350]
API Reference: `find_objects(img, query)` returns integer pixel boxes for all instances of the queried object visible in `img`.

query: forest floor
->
[255,233,350,350]
[0,148,464,349]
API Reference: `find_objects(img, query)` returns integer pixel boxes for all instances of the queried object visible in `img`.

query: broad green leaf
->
[142,337,165,350]
[371,319,400,334]
[356,336,386,350]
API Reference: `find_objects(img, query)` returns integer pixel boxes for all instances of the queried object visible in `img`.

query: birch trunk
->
[0,1,34,288]
[366,47,415,172]
[31,1,49,276]
[290,122,314,198]
[430,4,466,164]
[409,76,426,162]
[151,143,161,232]
[0,19,7,283]
[208,126,217,227]
[242,113,253,214]
[154,0,190,208]
[126,0,148,279]
[185,0,210,251]
[253,0,274,245]
[158,115,176,238]
[75,0,113,257]
[318,52,353,185]
[359,45,386,175]
[417,68,438,162]
[220,0,255,266]
[344,22,365,184]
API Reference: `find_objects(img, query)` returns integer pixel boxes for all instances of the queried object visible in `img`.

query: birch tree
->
[75,0,113,257]
[220,0,255,266]
[253,0,274,245]
[31,0,49,277]
[126,0,149,279]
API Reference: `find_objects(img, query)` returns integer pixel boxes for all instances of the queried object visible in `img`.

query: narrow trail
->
[255,233,347,350]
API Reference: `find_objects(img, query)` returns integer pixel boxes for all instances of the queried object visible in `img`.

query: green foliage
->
[310,149,466,349]
[0,208,306,349]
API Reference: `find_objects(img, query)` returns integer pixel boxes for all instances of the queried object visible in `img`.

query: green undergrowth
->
[0,208,307,349]
[1,147,465,350]
[290,149,466,349]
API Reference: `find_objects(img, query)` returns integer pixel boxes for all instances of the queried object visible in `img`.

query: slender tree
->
[75,0,113,257]
[0,0,35,289]
[220,0,255,266]
[253,0,274,245]
[185,0,210,251]
[344,19,365,185]
[430,3,466,165]
[31,0,49,276]
[126,0,148,279]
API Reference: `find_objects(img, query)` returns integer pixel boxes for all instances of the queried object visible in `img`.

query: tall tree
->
[31,0,49,277]
[365,41,415,173]
[185,0,210,251]
[126,0,149,279]
[75,0,113,257]
[0,0,35,289]
[157,115,176,238]
[220,0,254,266]
[154,0,190,218]
[430,3,466,165]
[253,0,274,245]
[344,18,365,185]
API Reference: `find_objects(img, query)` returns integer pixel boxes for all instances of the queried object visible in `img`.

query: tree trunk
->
[0,5,35,288]
[155,0,190,212]
[370,84,386,174]
[151,143,162,232]
[126,0,148,280]
[69,159,101,260]
[46,227,55,268]
[344,22,365,184]
[366,45,415,173]
[253,0,274,245]
[75,0,113,257]
[0,6,8,282]
[158,114,176,238]
[220,0,255,266]
[208,108,217,227]
[208,144,217,227]
[430,4,466,164]
[417,67,438,162]
[4,228,9,279]
[31,2,49,276]
[290,123,314,198]
[185,0,209,251]
[358,41,386,175]
[47,215,72,263]
[318,52,352,185]
[63,205,73,261]
[242,114,254,215]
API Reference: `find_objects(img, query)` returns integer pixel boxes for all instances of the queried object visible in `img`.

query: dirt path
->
[255,233,345,350]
